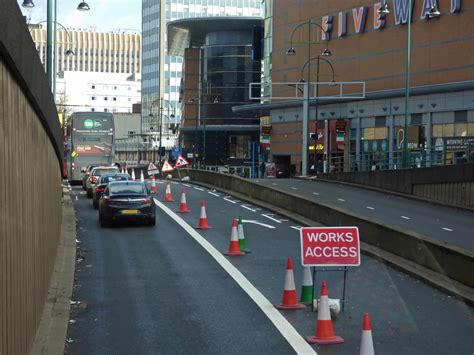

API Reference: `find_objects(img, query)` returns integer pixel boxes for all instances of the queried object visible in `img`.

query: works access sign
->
[300,227,360,267]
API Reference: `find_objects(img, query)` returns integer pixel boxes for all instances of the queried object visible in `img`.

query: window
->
[104,108,108,112]
[91,96,96,100]
[91,85,95,89]
[91,108,95,112]
[113,97,117,101]
[104,97,108,101]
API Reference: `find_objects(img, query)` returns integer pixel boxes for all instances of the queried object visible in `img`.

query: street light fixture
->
[286,19,331,176]
[21,0,35,8]
[77,1,90,11]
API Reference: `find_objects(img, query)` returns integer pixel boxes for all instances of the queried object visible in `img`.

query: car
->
[81,164,100,190]
[98,181,156,227]
[86,166,120,198]
[92,173,131,209]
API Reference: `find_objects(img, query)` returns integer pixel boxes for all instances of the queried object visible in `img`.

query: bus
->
[66,112,115,184]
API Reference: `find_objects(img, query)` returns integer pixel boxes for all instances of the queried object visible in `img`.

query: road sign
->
[300,226,360,266]
[161,160,174,173]
[147,162,159,175]
[186,153,193,159]
[171,147,182,158]
[174,154,189,168]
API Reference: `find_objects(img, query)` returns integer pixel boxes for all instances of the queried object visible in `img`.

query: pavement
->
[62,181,473,354]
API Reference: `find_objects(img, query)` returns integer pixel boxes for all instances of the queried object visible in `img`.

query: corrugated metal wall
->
[0,59,62,354]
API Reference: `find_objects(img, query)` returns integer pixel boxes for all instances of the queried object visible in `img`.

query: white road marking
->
[153,198,315,355]
[182,183,191,187]
[75,196,78,201]
[156,181,165,184]
[313,192,319,195]
[208,191,220,197]
[290,226,303,231]
[241,220,275,229]
[442,227,453,232]
[291,187,297,190]
[338,198,345,202]
[261,214,288,223]
[401,216,411,220]
[272,183,278,186]
[193,187,205,191]
[171,181,179,185]
[223,198,237,204]
[241,205,257,212]
[366,206,375,210]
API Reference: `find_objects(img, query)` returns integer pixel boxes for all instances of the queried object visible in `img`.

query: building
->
[56,72,141,113]
[235,0,474,175]
[141,0,263,145]
[28,25,141,74]
[168,17,262,168]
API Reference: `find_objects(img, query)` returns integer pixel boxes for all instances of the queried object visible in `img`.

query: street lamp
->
[77,1,90,11]
[149,98,175,164]
[188,97,200,168]
[286,19,331,176]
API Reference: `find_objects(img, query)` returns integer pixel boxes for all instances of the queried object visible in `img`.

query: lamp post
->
[149,98,175,165]
[300,55,335,175]
[378,1,439,169]
[286,19,330,176]
[188,97,200,168]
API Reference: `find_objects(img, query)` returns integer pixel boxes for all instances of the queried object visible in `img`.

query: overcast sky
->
[18,0,141,32]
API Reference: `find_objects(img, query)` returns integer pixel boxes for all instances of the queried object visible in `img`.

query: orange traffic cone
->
[307,281,344,345]
[140,169,145,182]
[177,188,190,213]
[196,200,211,229]
[276,257,306,310]
[131,168,136,181]
[151,174,157,193]
[164,180,174,202]
[223,219,245,256]
[359,313,374,355]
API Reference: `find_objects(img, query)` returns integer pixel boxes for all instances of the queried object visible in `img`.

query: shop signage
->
[320,0,462,42]
[442,137,474,151]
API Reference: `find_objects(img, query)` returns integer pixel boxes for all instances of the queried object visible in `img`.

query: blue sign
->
[363,140,369,152]
[372,140,378,152]
[381,140,387,152]
[171,147,182,158]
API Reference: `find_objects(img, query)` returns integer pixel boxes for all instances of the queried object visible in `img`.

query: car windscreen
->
[92,168,119,176]
[100,175,128,184]
[109,184,146,195]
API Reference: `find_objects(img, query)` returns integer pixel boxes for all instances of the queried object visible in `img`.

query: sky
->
[18,0,141,32]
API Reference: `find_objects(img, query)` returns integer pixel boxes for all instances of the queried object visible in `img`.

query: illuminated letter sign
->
[451,0,461,13]
[321,15,333,41]
[392,0,414,25]
[338,12,347,37]
[373,2,387,30]
[352,6,368,33]
[420,0,434,19]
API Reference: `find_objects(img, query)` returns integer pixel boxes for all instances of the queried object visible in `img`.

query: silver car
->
[86,166,120,198]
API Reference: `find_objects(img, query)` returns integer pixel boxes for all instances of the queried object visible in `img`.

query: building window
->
[104,97,108,101]
[113,97,117,101]
[128,131,135,137]
[104,108,108,112]
[113,86,118,90]
[91,85,95,89]
[91,96,96,100]
[91,108,95,112]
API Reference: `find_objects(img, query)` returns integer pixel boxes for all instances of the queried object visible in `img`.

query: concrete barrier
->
[177,170,473,289]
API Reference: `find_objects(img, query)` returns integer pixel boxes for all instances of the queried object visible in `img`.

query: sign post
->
[300,226,360,312]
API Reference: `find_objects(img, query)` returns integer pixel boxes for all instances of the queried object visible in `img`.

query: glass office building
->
[141,0,262,140]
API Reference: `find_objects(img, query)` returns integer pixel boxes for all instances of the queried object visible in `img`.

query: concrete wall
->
[1,2,63,354]
[322,164,474,208]
[180,170,473,289]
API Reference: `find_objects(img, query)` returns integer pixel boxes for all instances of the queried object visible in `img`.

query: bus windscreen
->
[72,113,114,156]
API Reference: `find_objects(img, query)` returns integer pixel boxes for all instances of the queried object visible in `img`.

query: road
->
[254,178,474,251]
[67,180,474,354]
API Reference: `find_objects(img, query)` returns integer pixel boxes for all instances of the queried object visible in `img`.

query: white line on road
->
[171,181,179,185]
[182,183,191,187]
[291,187,297,190]
[75,196,78,201]
[223,197,237,204]
[153,198,315,355]
[366,206,375,210]
[272,183,278,186]
[338,198,345,202]
[241,220,275,229]
[290,226,302,231]
[241,205,257,212]
[313,192,319,195]
[401,216,411,220]
[442,227,453,232]
[261,214,288,223]
[208,191,220,197]
[193,187,205,191]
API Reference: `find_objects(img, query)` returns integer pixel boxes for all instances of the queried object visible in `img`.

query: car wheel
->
[147,216,156,226]
[86,189,92,198]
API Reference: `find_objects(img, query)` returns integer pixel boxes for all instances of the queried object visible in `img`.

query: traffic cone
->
[196,200,211,229]
[177,188,190,213]
[224,219,245,256]
[237,216,251,253]
[307,281,344,345]
[359,313,375,355]
[300,266,313,304]
[151,174,157,193]
[276,257,305,310]
[131,168,136,181]
[140,169,145,182]
[164,180,174,202]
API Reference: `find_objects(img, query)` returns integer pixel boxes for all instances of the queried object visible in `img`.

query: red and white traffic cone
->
[151,174,157,193]
[359,313,375,355]
[177,188,190,213]
[276,257,306,310]
[164,180,174,202]
[131,168,136,181]
[223,219,245,256]
[140,169,145,182]
[307,280,344,345]
[196,200,211,229]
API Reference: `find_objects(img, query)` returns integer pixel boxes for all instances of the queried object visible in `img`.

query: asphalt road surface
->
[67,181,474,354]
[254,178,474,251]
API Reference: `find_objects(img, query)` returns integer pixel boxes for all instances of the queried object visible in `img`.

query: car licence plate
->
[122,209,139,215]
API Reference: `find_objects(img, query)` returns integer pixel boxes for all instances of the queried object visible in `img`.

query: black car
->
[98,181,156,227]
[92,173,131,209]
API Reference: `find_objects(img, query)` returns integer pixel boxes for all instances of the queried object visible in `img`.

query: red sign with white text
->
[300,227,360,266]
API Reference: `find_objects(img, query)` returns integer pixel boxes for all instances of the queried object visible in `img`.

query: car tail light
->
[88,176,97,183]
[95,185,106,192]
